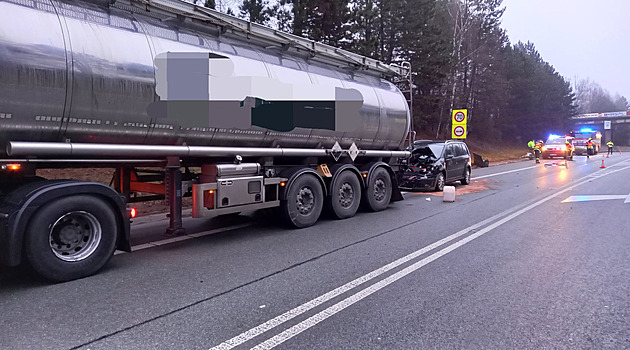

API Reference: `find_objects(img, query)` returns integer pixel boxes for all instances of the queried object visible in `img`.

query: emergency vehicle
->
[571,129,601,155]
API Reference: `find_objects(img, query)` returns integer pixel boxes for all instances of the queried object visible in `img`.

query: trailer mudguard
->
[326,163,363,187]
[360,162,404,202]
[278,168,327,200]
[0,180,130,267]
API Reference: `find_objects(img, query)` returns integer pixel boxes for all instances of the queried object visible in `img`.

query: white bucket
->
[443,186,456,202]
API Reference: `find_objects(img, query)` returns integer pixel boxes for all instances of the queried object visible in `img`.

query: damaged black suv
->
[398,140,472,191]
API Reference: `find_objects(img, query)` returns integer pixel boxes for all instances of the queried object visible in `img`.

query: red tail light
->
[129,207,137,218]
[204,190,215,209]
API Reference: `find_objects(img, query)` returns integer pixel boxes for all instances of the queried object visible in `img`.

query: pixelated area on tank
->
[148,52,363,132]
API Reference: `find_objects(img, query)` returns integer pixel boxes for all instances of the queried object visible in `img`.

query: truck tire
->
[281,174,323,228]
[327,170,362,219]
[24,195,118,282]
[362,167,392,212]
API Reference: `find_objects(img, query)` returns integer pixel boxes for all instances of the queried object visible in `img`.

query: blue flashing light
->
[548,134,560,140]
[580,128,593,133]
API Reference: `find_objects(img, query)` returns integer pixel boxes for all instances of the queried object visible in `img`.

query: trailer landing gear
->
[165,157,185,235]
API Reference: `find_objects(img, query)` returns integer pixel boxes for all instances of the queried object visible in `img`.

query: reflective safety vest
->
[565,142,573,151]
[534,143,543,151]
[528,140,535,148]
[607,141,614,147]
[586,140,594,149]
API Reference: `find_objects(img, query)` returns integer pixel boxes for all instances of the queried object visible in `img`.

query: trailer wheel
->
[327,170,362,219]
[362,167,392,212]
[24,195,118,282]
[281,174,323,228]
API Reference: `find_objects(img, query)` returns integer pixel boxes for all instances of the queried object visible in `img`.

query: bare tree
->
[613,94,629,111]
[574,78,618,113]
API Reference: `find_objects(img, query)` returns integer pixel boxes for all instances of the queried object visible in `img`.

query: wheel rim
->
[373,178,386,202]
[465,169,470,183]
[296,187,315,215]
[437,175,444,190]
[338,182,354,208]
[49,211,102,262]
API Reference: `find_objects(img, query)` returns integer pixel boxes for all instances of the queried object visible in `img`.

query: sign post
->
[451,109,467,139]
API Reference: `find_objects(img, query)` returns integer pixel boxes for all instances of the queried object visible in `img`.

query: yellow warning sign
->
[452,109,467,125]
[452,124,467,139]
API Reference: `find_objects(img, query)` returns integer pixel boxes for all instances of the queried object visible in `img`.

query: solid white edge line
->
[472,165,538,179]
[211,162,630,350]
[472,156,624,180]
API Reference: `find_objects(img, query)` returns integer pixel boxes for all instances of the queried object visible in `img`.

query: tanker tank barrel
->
[0,0,410,153]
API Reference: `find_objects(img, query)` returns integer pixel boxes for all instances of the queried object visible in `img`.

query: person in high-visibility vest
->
[565,140,573,161]
[586,138,594,158]
[527,140,535,160]
[528,140,535,149]
[534,140,544,163]
[607,140,614,155]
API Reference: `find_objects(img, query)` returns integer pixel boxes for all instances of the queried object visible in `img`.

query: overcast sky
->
[500,0,630,102]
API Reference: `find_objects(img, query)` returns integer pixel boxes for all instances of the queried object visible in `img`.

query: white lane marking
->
[626,193,630,204]
[473,165,538,179]
[250,177,597,350]
[212,162,630,350]
[114,223,252,255]
[473,157,616,180]
[209,208,524,350]
[561,195,629,203]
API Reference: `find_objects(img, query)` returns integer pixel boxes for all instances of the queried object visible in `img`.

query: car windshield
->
[413,143,444,157]
[546,139,567,145]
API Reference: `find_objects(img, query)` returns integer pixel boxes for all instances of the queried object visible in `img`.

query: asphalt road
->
[1,153,629,349]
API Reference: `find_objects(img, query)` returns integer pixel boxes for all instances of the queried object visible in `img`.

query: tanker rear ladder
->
[116,0,409,78]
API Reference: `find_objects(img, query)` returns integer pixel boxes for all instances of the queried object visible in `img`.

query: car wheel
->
[434,172,445,191]
[461,168,471,185]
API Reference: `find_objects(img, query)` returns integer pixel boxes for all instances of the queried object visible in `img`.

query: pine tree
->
[239,0,271,24]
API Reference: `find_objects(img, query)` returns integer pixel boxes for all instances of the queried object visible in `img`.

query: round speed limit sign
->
[454,111,466,123]
[453,125,465,137]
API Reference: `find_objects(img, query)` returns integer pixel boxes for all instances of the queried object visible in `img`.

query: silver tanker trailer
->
[0,0,413,281]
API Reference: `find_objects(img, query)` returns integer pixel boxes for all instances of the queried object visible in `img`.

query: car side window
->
[445,145,454,157]
[458,144,469,156]
[454,144,464,156]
